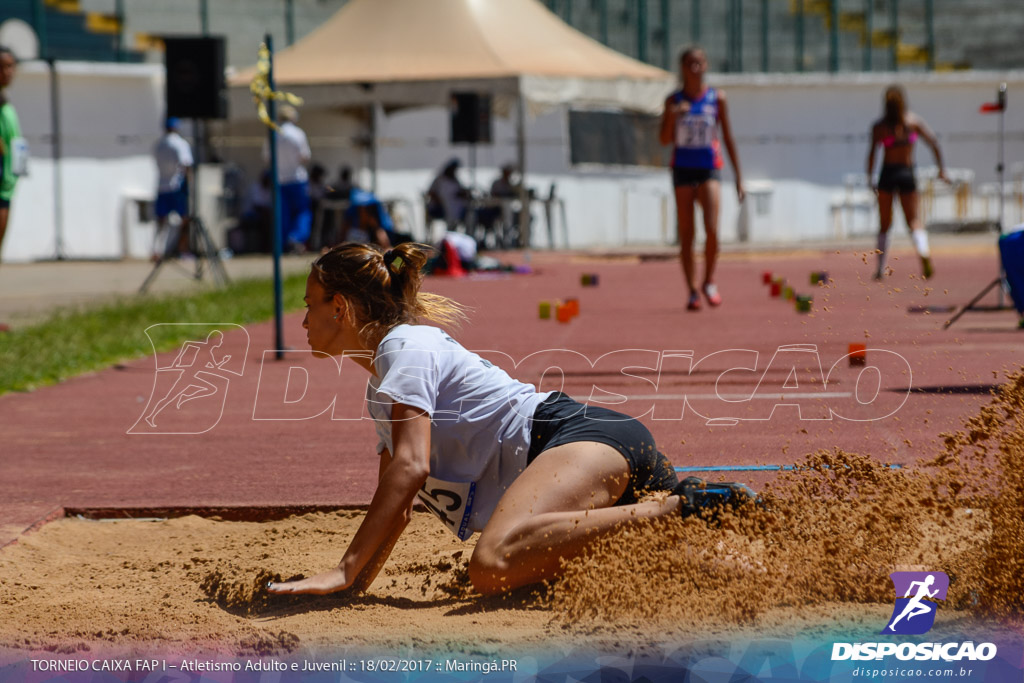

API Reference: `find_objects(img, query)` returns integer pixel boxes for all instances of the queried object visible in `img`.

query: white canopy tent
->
[228,0,674,193]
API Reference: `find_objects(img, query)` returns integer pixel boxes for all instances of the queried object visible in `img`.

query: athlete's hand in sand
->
[267,567,351,595]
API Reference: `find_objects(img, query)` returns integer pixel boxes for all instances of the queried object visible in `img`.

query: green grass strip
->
[0,272,309,395]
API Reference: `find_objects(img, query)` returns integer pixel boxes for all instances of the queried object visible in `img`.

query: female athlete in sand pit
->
[267,242,756,596]
[659,46,744,312]
[867,85,949,281]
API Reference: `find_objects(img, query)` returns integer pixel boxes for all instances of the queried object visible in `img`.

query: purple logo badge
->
[882,571,949,635]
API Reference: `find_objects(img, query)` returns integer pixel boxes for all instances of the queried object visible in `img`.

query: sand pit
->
[2,373,1023,659]
[0,508,999,660]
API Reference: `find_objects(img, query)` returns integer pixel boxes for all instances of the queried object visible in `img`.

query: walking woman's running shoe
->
[702,282,722,306]
[921,256,934,280]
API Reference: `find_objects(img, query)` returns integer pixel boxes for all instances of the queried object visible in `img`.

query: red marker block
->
[565,298,580,317]
[848,343,867,366]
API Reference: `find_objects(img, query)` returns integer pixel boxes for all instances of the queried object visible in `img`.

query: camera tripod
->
[944,83,1013,329]
[139,214,230,294]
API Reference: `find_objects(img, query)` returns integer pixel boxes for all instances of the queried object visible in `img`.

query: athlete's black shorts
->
[877,164,917,194]
[527,392,679,505]
[672,166,721,187]
[0,198,9,209]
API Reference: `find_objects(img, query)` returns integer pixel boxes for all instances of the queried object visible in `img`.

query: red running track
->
[1,243,1021,546]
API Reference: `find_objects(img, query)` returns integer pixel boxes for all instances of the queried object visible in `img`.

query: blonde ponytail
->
[311,242,468,347]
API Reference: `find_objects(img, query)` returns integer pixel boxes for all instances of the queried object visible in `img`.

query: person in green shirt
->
[0,46,21,259]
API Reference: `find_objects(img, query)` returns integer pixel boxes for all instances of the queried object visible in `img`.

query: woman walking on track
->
[660,47,744,312]
[867,85,948,280]
[267,242,756,596]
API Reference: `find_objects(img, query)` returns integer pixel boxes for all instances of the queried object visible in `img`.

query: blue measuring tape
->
[674,464,904,472]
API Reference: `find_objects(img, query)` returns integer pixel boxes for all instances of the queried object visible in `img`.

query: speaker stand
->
[140,118,229,294]
[944,84,1013,329]
[139,214,230,294]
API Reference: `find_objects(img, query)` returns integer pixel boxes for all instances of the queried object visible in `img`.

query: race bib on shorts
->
[417,475,476,541]
[10,137,28,177]
[676,113,717,149]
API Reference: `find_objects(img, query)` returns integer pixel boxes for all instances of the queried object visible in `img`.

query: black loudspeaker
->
[450,92,492,144]
[165,37,227,120]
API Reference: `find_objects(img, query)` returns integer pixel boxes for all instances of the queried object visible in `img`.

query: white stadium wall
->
[717,71,1024,242]
[311,71,1024,249]
[4,66,1024,262]
[1,61,164,263]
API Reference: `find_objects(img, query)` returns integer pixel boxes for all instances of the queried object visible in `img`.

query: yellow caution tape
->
[250,42,303,130]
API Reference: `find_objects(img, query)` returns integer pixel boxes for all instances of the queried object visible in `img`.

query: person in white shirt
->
[264,105,312,252]
[152,117,193,259]
[266,242,757,596]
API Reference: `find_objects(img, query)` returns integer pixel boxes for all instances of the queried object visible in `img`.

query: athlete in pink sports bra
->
[866,85,949,280]
[882,130,918,148]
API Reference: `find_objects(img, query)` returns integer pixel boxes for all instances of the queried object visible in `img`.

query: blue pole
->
[796,0,805,72]
[761,0,769,72]
[32,0,48,59]
[115,0,125,62]
[830,0,839,72]
[637,0,648,64]
[726,0,734,71]
[691,0,700,44]
[599,0,609,44]
[285,0,296,46]
[864,0,873,71]
[661,0,670,70]
[890,0,899,71]
[735,0,743,72]
[925,0,935,71]
[199,0,209,35]
[266,34,285,361]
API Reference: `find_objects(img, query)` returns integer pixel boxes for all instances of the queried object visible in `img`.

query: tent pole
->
[49,58,66,260]
[369,102,378,194]
[516,90,529,249]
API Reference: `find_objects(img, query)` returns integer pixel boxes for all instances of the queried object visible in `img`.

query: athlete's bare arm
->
[348,447,414,593]
[659,94,680,146]
[268,403,430,595]
[866,122,881,190]
[910,113,949,183]
[717,90,744,202]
